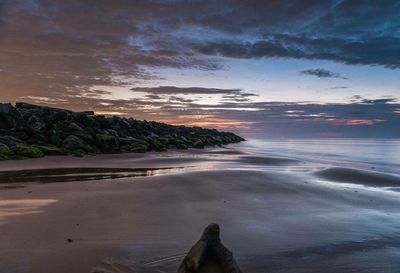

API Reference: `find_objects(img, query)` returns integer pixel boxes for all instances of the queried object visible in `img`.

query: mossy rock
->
[120,144,132,153]
[0,144,11,160]
[96,134,119,153]
[193,140,205,149]
[130,145,148,153]
[151,140,167,152]
[36,145,66,156]
[62,135,94,153]
[70,149,86,157]
[12,146,44,158]
[176,143,188,150]
[168,144,177,150]
[7,155,29,160]
[120,144,148,153]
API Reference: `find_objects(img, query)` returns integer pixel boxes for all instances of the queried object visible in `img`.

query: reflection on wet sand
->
[0,199,57,224]
[0,166,214,184]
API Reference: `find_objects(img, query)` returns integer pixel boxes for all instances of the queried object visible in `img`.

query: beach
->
[1,139,400,273]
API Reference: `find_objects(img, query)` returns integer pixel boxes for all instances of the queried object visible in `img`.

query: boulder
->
[26,114,46,131]
[51,109,71,122]
[0,112,16,129]
[36,145,65,156]
[193,140,205,149]
[0,130,30,140]
[15,102,42,109]
[62,135,93,153]
[0,103,13,114]
[0,136,26,147]
[73,112,95,127]
[96,134,119,153]
[0,143,11,160]
[67,122,84,132]
[70,131,93,143]
[12,146,44,158]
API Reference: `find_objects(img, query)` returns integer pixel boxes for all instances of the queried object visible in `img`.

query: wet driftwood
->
[177,223,242,273]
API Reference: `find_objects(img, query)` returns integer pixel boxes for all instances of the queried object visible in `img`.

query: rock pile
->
[0,102,244,160]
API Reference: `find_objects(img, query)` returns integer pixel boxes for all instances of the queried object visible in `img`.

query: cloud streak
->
[131,86,244,95]
[299,69,348,79]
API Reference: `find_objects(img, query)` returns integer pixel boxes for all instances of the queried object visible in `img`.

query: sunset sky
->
[0,0,399,138]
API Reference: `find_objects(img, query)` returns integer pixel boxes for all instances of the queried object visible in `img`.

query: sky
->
[0,0,399,138]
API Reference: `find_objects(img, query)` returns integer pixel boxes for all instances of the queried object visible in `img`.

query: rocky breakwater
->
[0,102,245,160]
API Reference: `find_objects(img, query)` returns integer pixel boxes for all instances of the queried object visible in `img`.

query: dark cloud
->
[191,35,400,68]
[350,95,398,105]
[187,1,400,68]
[299,69,348,79]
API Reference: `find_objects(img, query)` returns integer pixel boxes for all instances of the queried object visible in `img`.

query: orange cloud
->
[166,115,255,130]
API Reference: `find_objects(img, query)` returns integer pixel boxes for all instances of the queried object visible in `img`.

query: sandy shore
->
[1,146,400,273]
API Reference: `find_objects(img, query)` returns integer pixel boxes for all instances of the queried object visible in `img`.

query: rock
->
[11,146,44,158]
[94,115,111,128]
[36,145,65,156]
[67,122,84,132]
[71,149,86,157]
[0,143,11,160]
[73,112,95,127]
[0,136,25,147]
[178,223,242,273]
[96,134,119,153]
[62,135,93,153]
[193,140,205,149]
[0,130,30,140]
[51,109,71,122]
[15,102,42,109]
[0,112,16,129]
[0,102,245,160]
[70,131,93,143]
[0,103,13,114]
[120,143,148,153]
[150,140,167,152]
[119,137,147,146]
[27,114,46,131]
[49,132,63,146]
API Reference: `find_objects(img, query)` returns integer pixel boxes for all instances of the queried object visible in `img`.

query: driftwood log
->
[177,223,242,273]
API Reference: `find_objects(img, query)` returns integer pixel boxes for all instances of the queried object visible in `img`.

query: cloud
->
[131,86,243,95]
[299,69,348,79]
[0,0,399,104]
[0,0,399,138]
[191,35,400,69]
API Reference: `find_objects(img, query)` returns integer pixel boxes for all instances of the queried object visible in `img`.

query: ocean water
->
[240,138,400,174]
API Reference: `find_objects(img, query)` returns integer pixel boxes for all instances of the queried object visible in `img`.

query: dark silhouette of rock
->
[0,102,245,160]
[178,223,242,273]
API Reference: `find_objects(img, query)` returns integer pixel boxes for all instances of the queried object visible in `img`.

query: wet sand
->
[1,146,400,273]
